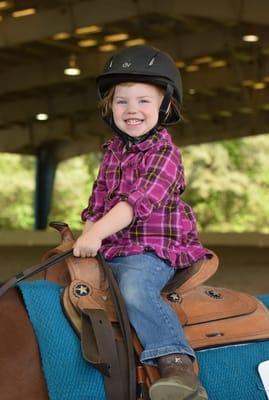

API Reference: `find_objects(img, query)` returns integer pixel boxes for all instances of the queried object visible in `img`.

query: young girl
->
[73,45,211,400]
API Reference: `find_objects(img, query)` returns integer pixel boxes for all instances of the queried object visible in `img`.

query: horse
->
[2,281,269,400]
[1,224,269,400]
[0,287,48,400]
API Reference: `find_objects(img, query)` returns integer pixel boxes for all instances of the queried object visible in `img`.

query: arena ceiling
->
[0,0,269,161]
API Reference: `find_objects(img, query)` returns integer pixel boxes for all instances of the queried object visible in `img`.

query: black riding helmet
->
[96,45,183,144]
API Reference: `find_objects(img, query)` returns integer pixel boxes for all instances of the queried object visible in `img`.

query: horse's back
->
[0,287,48,400]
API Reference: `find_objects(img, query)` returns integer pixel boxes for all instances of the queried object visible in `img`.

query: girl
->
[73,45,211,400]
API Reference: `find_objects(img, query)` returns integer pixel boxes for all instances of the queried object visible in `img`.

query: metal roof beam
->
[1,86,269,126]
[0,0,269,49]
[0,0,137,47]
[160,0,269,26]
[1,53,268,97]
[1,109,268,157]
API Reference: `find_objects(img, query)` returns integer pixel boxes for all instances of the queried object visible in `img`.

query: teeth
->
[125,119,142,125]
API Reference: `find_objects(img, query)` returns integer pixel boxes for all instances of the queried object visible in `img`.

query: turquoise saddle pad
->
[18,280,269,400]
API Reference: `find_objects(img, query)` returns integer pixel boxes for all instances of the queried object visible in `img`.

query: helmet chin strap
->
[105,84,174,147]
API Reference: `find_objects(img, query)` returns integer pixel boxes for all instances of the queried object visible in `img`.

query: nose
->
[125,100,138,114]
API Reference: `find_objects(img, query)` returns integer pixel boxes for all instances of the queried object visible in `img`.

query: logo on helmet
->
[122,62,131,68]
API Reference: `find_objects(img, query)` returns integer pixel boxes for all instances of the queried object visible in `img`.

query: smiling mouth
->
[125,119,144,125]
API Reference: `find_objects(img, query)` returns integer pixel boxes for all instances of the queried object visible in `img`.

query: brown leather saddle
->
[42,221,269,399]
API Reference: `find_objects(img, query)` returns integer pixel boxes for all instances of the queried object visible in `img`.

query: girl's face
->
[112,82,163,137]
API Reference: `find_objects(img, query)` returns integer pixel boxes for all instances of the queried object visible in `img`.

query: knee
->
[118,278,145,309]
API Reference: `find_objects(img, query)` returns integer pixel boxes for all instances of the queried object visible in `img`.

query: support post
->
[34,145,58,230]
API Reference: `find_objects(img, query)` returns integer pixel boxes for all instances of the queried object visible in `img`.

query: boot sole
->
[149,379,196,400]
[149,381,208,400]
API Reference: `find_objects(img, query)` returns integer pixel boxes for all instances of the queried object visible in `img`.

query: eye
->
[116,100,127,104]
[140,99,150,103]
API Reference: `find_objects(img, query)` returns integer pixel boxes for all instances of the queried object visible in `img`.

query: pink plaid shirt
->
[81,129,211,268]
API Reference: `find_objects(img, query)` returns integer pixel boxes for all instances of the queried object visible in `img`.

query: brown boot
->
[149,354,208,400]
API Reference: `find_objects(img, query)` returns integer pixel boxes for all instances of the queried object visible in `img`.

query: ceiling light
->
[194,56,213,64]
[53,32,71,40]
[185,65,199,72]
[260,104,269,111]
[64,54,81,76]
[238,107,253,114]
[209,60,227,68]
[188,88,196,95]
[253,82,266,90]
[12,8,36,18]
[176,60,185,68]
[99,44,117,52]
[104,33,129,42]
[75,25,102,35]
[242,34,259,42]
[125,38,145,47]
[36,113,48,121]
[78,39,97,47]
[217,110,233,118]
[0,1,12,10]
[242,80,254,87]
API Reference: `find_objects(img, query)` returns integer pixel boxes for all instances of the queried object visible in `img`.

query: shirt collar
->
[103,128,171,153]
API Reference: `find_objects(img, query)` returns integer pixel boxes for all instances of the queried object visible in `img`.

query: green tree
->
[0,134,268,233]
[0,154,35,229]
[49,153,101,230]
[181,134,269,232]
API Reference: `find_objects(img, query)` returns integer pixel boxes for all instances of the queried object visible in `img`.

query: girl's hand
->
[73,201,133,258]
[73,230,102,258]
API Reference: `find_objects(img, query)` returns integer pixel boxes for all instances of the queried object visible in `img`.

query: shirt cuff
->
[123,190,154,220]
[81,209,100,223]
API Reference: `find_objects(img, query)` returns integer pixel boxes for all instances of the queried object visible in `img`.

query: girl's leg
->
[108,252,207,400]
[107,252,195,365]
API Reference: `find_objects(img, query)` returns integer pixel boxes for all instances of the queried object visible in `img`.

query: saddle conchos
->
[40,221,269,400]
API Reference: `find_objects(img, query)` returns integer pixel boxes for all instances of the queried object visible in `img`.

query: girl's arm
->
[73,201,133,257]
[82,219,94,233]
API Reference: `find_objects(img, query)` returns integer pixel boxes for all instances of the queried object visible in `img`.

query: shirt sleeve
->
[81,156,107,222]
[122,144,185,220]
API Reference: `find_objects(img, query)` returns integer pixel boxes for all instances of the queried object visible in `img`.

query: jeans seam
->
[147,265,182,342]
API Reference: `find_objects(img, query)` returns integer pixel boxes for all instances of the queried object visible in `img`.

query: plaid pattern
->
[82,129,210,268]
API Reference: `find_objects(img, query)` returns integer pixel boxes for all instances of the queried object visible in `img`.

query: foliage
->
[181,135,269,232]
[49,153,101,230]
[0,134,268,232]
[0,154,35,229]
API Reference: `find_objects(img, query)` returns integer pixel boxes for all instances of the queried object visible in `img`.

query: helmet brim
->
[97,72,181,103]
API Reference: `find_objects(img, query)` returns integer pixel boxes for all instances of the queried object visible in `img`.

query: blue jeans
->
[107,252,196,366]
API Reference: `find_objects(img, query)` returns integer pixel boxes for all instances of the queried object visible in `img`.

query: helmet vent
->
[148,56,156,66]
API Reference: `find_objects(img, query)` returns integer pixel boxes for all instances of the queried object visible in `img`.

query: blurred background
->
[0,0,268,293]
